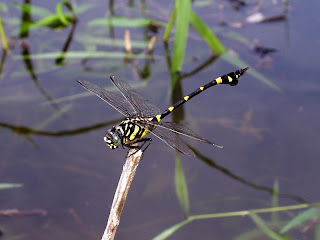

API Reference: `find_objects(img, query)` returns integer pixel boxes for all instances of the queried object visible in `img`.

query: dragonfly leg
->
[128,138,152,157]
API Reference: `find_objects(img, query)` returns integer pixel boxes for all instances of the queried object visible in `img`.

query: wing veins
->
[152,122,223,148]
[110,75,161,117]
[77,79,133,116]
[145,123,195,157]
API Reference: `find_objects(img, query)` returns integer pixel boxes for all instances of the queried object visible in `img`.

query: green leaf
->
[0,183,23,190]
[171,0,191,74]
[190,10,226,55]
[56,0,72,26]
[35,104,72,130]
[315,222,320,240]
[174,154,190,216]
[73,3,95,14]
[0,3,8,12]
[76,35,149,48]
[32,14,72,29]
[89,16,165,27]
[281,208,320,233]
[152,219,192,240]
[224,31,251,46]
[12,3,52,18]
[163,7,176,41]
[17,51,160,60]
[0,15,8,50]
[250,213,293,240]
[271,180,280,224]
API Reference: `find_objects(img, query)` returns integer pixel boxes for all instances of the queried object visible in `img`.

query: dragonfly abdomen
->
[153,67,249,122]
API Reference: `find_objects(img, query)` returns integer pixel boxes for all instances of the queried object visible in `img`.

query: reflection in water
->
[0,118,122,147]
[0,49,7,79]
[189,145,307,203]
[0,118,122,137]
[56,21,77,65]
[21,40,60,111]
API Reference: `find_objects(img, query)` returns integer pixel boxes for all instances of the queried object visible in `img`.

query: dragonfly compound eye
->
[104,129,121,149]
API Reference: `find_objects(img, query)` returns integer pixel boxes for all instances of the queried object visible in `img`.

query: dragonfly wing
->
[77,79,133,117]
[152,122,223,148]
[110,75,161,117]
[149,125,195,157]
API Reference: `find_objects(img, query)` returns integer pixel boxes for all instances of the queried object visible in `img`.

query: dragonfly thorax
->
[104,127,122,149]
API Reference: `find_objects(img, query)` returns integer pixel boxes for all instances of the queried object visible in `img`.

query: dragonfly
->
[77,67,249,157]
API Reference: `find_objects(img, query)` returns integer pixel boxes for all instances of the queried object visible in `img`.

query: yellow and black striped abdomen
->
[153,67,249,122]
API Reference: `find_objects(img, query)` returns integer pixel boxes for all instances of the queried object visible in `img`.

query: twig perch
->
[101,149,143,240]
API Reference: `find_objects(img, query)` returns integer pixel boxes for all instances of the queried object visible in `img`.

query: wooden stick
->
[101,149,143,240]
[124,29,132,54]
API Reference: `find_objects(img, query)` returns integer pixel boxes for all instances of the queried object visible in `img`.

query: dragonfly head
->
[104,127,121,149]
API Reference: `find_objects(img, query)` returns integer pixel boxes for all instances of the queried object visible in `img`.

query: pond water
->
[0,0,319,239]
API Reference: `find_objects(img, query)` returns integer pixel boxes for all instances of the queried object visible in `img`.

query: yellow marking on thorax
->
[168,106,174,112]
[126,130,131,136]
[125,124,133,136]
[228,76,233,83]
[216,77,222,84]
[235,74,239,79]
[140,129,149,138]
[184,95,189,101]
[156,114,161,122]
[200,86,204,91]
[129,125,141,140]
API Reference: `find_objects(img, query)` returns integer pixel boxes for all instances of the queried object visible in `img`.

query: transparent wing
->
[152,122,223,148]
[110,75,161,117]
[77,79,134,117]
[149,125,195,157]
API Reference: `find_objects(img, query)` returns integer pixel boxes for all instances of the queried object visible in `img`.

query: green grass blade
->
[89,17,165,27]
[12,3,52,18]
[0,183,23,190]
[175,154,190,216]
[190,203,318,220]
[281,208,320,233]
[0,4,8,11]
[16,51,160,60]
[152,218,192,240]
[163,7,176,41]
[73,3,95,14]
[0,15,8,50]
[35,104,72,130]
[271,180,280,224]
[152,203,318,240]
[315,222,320,240]
[171,0,191,74]
[221,52,282,92]
[235,228,270,240]
[56,0,72,27]
[250,213,293,240]
[76,35,149,48]
[32,15,71,28]
[190,10,226,55]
